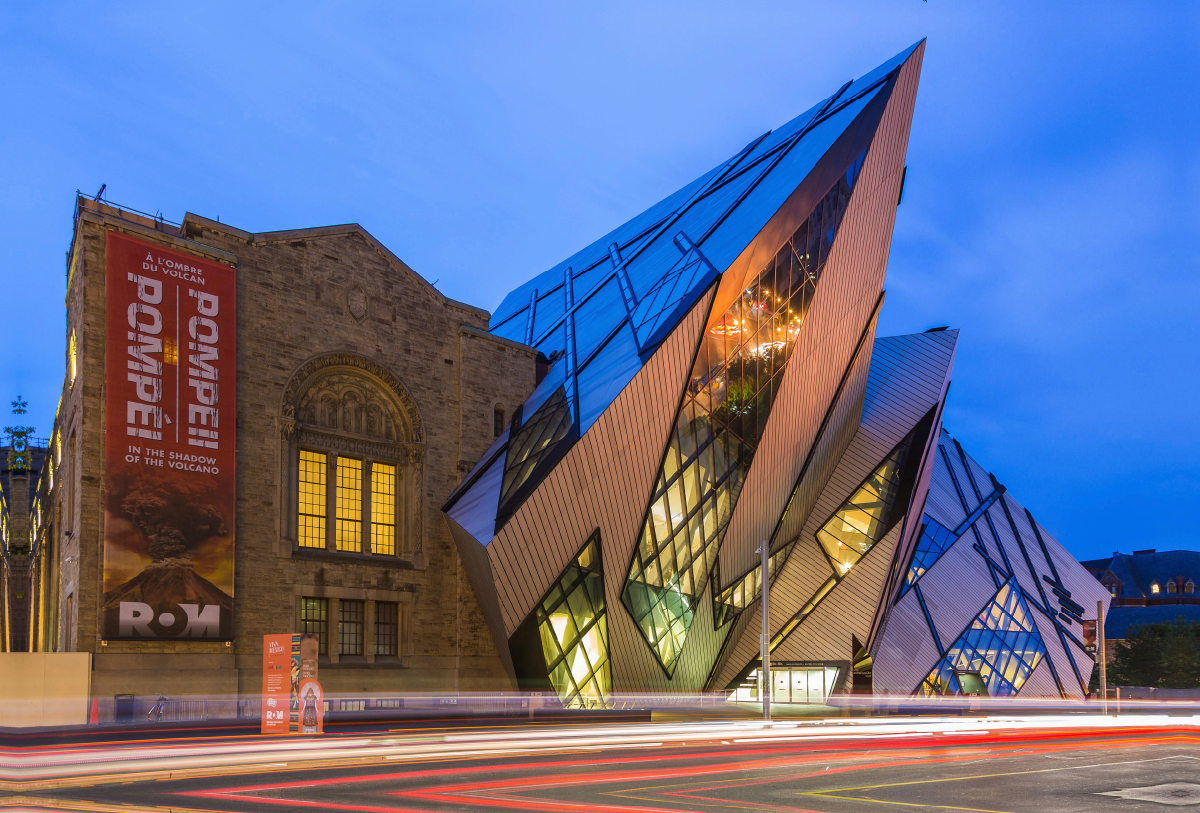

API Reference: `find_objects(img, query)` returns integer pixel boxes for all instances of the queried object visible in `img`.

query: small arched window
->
[1108,582,1119,598]
[1150,582,1160,595]
[1167,580,1177,594]
[1186,580,1195,594]
[494,404,505,437]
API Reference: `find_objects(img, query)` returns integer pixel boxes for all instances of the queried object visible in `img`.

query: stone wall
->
[55,198,536,714]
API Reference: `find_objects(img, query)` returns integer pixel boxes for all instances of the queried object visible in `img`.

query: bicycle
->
[147,694,168,723]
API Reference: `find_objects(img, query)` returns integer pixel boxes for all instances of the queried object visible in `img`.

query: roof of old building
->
[1082,550,1200,599]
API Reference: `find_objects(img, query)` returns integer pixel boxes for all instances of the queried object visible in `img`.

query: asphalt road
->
[6,718,1200,812]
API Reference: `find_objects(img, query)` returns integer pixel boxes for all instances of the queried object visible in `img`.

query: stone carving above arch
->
[282,353,424,444]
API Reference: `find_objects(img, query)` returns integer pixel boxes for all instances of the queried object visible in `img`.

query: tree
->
[1106,617,1200,689]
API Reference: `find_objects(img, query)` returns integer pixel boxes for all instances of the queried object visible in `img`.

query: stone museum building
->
[20,41,1110,715]
[41,194,537,714]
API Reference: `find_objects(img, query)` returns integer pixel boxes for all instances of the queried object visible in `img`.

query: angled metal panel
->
[1018,657,1061,698]
[445,514,516,684]
[870,585,941,695]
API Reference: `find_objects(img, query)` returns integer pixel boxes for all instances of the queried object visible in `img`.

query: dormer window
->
[1109,583,1119,597]
[1150,582,1161,595]
[1167,580,1177,594]
[1186,580,1195,594]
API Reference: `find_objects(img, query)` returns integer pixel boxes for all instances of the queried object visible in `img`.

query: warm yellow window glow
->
[298,450,327,548]
[371,462,396,555]
[1150,582,1160,594]
[335,456,363,552]
[68,330,78,384]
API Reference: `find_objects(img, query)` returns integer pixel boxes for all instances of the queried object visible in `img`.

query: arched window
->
[1150,582,1160,595]
[1167,580,1177,594]
[1186,580,1195,594]
[494,404,506,437]
[282,355,425,559]
[1108,582,1119,598]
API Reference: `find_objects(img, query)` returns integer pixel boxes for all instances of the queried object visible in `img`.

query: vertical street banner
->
[1082,619,1097,654]
[262,634,292,734]
[101,231,237,640]
[261,633,321,735]
[291,633,321,734]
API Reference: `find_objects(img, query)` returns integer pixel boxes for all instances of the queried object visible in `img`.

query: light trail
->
[1,713,1198,791]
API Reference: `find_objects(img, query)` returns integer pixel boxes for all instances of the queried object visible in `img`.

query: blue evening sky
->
[2,2,1197,561]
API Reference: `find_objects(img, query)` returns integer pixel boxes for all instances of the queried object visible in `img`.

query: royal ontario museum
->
[442,41,1109,708]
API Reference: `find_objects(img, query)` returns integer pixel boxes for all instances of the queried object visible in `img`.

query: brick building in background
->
[1082,550,1200,649]
[40,195,536,717]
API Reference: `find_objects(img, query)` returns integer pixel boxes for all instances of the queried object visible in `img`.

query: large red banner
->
[102,231,237,640]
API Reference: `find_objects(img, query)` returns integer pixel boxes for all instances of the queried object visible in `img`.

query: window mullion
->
[363,460,373,556]
[326,452,337,552]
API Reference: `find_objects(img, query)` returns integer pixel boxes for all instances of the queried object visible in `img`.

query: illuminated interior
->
[816,436,912,575]
[918,580,1047,697]
[335,456,363,552]
[298,450,327,548]
[537,533,610,709]
[622,149,869,675]
[371,462,396,555]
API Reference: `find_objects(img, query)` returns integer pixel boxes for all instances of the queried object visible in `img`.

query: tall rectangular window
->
[375,602,399,656]
[298,450,327,548]
[300,597,328,655]
[339,599,364,656]
[371,462,396,555]
[335,456,363,552]
[68,330,78,385]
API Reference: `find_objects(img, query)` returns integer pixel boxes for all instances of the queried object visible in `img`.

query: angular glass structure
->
[767,432,916,653]
[816,434,912,576]
[443,43,974,699]
[621,150,869,675]
[498,385,574,522]
[917,580,1047,697]
[713,549,786,629]
[898,516,956,597]
[535,533,611,709]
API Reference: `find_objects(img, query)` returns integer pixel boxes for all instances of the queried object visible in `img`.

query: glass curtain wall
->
[536,533,611,709]
[622,149,869,675]
[712,549,786,628]
[918,580,1048,697]
[815,436,913,575]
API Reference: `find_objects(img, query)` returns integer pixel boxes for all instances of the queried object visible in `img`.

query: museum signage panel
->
[261,634,321,735]
[101,231,237,640]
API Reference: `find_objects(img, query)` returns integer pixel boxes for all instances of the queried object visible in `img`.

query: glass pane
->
[536,532,611,710]
[298,450,327,549]
[335,456,363,552]
[371,462,396,555]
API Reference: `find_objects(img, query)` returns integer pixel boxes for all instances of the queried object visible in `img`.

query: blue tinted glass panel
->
[577,323,641,434]
[899,516,958,598]
[532,286,566,344]
[573,278,628,364]
[916,580,1047,698]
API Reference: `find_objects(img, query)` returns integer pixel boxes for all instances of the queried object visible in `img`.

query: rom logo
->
[119,601,220,638]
